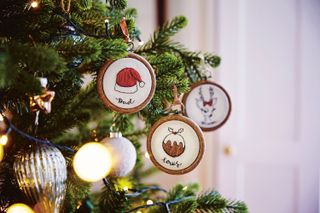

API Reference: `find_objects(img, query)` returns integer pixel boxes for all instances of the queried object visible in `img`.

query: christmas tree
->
[0,0,248,212]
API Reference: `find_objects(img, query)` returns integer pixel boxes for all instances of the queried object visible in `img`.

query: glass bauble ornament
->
[13,143,67,213]
[101,132,137,177]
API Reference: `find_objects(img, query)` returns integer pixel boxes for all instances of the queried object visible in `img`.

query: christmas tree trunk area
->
[0,0,247,212]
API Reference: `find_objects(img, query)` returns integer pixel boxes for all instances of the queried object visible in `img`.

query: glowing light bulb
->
[144,151,150,159]
[30,1,39,8]
[146,200,153,205]
[73,142,112,182]
[0,145,3,162]
[0,135,8,145]
[7,203,34,213]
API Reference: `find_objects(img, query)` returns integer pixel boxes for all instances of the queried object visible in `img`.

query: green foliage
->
[161,184,248,213]
[78,0,93,10]
[166,183,199,201]
[138,16,188,52]
[96,178,129,213]
[64,169,91,212]
[137,17,221,83]
[0,50,17,88]
[196,191,248,213]
[141,53,189,125]
[107,0,128,10]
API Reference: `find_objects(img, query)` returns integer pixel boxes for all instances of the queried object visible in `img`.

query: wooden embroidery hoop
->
[97,53,156,114]
[147,114,205,175]
[182,80,232,132]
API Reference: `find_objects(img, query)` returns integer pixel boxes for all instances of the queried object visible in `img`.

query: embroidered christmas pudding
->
[162,127,185,157]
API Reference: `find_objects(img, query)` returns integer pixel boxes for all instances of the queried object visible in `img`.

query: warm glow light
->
[0,135,8,145]
[115,177,133,191]
[0,145,3,162]
[0,114,3,121]
[146,200,153,205]
[30,1,39,8]
[144,152,150,159]
[7,203,34,213]
[136,211,142,213]
[73,142,112,182]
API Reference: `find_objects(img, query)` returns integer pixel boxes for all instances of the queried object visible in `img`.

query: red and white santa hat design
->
[114,67,145,94]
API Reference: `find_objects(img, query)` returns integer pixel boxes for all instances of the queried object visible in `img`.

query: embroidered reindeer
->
[196,87,217,125]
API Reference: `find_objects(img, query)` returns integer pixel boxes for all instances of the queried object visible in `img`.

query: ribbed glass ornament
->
[13,143,67,213]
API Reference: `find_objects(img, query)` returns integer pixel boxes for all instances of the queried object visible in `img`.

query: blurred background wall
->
[128,0,320,212]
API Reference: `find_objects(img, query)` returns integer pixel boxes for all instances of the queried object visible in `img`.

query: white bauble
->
[101,132,137,177]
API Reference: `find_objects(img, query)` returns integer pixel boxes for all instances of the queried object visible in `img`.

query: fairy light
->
[182,186,188,191]
[146,200,153,205]
[136,211,142,213]
[0,135,8,145]
[0,145,4,162]
[144,151,150,159]
[115,177,133,191]
[7,203,34,213]
[73,142,112,182]
[30,1,39,8]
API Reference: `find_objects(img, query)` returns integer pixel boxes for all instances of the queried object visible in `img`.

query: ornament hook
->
[199,55,213,80]
[120,17,135,51]
[170,85,185,114]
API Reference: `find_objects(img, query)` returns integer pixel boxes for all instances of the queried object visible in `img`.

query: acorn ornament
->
[101,132,137,177]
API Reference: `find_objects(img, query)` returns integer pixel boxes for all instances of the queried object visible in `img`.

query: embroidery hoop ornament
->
[97,18,156,114]
[147,86,205,175]
[182,60,232,132]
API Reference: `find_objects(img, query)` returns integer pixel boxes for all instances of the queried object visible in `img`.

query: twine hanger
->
[199,55,213,80]
[170,85,185,114]
[60,0,71,13]
[119,17,135,51]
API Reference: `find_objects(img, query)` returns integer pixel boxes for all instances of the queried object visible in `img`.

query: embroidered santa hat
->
[114,67,145,94]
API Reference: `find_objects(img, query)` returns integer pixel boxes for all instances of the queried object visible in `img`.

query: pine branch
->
[136,16,221,83]
[107,0,128,10]
[165,183,199,201]
[64,170,91,212]
[136,16,188,53]
[195,191,248,213]
[98,179,128,213]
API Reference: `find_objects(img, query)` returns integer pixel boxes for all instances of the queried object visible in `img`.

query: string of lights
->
[126,196,195,213]
[0,113,75,153]
[126,186,168,198]
[102,178,193,213]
